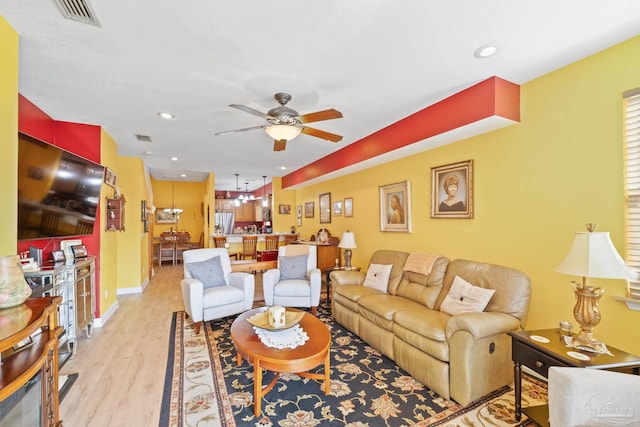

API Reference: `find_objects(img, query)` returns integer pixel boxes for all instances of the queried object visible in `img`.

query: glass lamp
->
[555,223,637,353]
[339,231,357,270]
[265,125,301,141]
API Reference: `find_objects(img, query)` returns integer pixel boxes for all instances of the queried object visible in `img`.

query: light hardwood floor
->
[59,264,186,426]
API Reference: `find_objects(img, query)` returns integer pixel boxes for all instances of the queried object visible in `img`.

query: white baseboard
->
[116,277,150,295]
[94,299,119,328]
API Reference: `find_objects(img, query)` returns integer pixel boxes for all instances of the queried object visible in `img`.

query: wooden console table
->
[0,297,63,426]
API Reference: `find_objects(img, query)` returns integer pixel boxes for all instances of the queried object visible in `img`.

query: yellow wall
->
[0,16,18,255]
[100,131,150,312]
[150,178,206,239]
[291,36,640,354]
[271,176,297,234]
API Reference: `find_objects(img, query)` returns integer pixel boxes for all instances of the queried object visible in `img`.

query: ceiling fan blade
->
[214,125,266,136]
[273,139,287,151]
[297,109,343,124]
[230,104,272,119]
[301,126,343,142]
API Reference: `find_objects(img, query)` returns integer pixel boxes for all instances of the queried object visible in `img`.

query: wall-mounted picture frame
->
[333,200,342,216]
[157,209,178,224]
[305,202,314,218]
[379,181,411,232]
[278,204,291,214]
[141,200,148,221]
[297,218,302,227]
[104,167,117,188]
[297,205,302,218]
[431,160,474,219]
[344,197,353,217]
[319,193,331,224]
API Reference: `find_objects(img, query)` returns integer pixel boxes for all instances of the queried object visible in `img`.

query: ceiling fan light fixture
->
[265,125,302,141]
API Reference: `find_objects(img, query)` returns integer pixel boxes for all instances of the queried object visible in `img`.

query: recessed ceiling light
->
[157,112,175,119]
[280,166,287,170]
[474,44,497,58]
[170,156,178,161]
[143,151,152,155]
[180,174,186,178]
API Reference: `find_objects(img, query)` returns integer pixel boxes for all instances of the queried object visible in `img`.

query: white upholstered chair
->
[262,245,321,314]
[548,367,640,426]
[181,248,254,334]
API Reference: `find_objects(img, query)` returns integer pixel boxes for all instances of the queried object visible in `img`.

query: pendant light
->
[262,175,268,208]
[163,181,183,217]
[242,182,249,204]
[234,174,241,207]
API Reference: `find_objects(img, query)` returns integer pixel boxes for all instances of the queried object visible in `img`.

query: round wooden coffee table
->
[230,307,331,417]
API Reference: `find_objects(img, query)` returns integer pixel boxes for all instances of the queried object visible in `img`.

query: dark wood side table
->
[508,329,640,426]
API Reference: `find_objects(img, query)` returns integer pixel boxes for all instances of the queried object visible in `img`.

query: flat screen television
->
[17,132,105,240]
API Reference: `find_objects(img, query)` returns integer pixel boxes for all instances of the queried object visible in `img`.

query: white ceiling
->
[2,1,640,192]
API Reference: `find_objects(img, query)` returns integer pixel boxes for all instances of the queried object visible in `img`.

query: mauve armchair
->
[181,248,254,334]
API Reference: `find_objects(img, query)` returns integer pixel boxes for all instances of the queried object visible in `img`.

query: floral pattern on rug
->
[207,303,547,427]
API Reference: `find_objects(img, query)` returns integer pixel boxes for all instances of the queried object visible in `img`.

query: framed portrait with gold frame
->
[379,181,411,232]
[319,193,331,224]
[431,160,474,219]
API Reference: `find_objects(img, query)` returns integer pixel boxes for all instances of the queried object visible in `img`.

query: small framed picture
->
[333,201,342,216]
[297,218,302,227]
[379,181,411,232]
[305,202,314,218]
[297,205,302,218]
[141,200,148,221]
[431,160,474,219]
[157,209,178,224]
[104,167,117,188]
[344,197,353,217]
[71,244,88,258]
[51,250,65,263]
[12,336,34,353]
[278,204,291,214]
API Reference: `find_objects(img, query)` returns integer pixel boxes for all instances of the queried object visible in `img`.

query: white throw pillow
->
[440,275,496,316]
[363,264,393,293]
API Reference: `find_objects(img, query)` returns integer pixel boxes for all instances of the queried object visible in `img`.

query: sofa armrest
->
[180,278,204,322]
[330,270,366,286]
[262,268,281,305]
[227,272,255,310]
[445,311,521,341]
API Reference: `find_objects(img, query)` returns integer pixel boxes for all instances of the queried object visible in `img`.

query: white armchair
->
[548,366,640,426]
[263,245,321,314]
[181,248,254,334]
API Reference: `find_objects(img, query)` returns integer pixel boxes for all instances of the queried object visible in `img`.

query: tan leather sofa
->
[331,250,531,406]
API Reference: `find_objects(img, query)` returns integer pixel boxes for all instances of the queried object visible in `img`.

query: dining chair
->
[75,219,94,235]
[159,234,176,266]
[241,235,258,260]
[213,236,227,248]
[265,234,279,251]
[175,232,191,264]
[39,209,63,237]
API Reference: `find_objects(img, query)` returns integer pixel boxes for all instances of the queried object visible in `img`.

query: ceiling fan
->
[215,93,343,151]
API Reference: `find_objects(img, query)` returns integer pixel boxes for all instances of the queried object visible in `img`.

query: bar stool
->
[213,236,227,248]
[265,235,279,251]
[283,234,298,246]
[241,235,258,260]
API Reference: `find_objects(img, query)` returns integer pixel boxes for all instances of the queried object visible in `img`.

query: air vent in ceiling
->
[135,134,153,143]
[52,0,101,27]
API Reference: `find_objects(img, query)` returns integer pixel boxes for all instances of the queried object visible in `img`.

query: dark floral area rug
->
[160,302,547,426]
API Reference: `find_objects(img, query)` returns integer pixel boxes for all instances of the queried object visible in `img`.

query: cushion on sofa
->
[368,250,410,295]
[363,263,393,292]
[279,254,308,280]
[440,275,495,316]
[436,259,532,327]
[186,256,227,289]
[395,257,450,309]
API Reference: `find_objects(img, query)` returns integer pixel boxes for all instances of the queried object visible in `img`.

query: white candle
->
[268,306,286,328]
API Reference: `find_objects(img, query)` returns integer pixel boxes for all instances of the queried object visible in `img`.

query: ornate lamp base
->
[571,282,606,353]
[343,249,352,269]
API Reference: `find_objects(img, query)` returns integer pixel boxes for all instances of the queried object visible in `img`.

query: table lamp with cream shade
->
[339,231,357,270]
[554,223,638,353]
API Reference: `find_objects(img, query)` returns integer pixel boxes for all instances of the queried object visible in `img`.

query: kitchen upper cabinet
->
[215,199,234,213]
[255,203,264,222]
[234,202,254,222]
